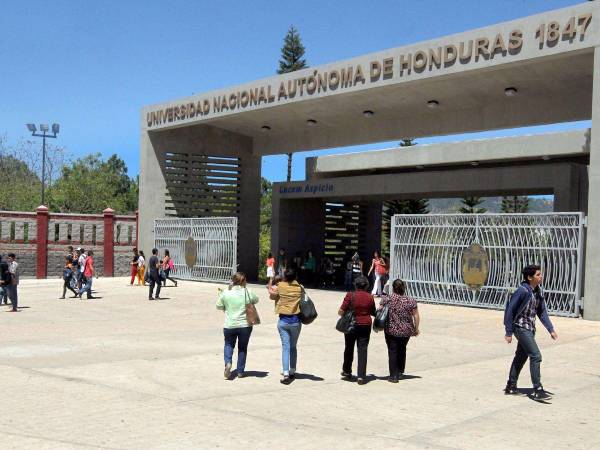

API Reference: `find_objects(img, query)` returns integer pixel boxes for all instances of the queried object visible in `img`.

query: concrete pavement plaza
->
[1,277,599,449]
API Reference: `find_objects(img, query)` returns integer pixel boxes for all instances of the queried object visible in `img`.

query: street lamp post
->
[26,123,60,206]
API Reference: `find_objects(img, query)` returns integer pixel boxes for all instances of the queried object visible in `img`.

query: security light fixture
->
[25,121,60,207]
[363,110,374,118]
[306,119,317,126]
[261,125,271,131]
[470,161,479,167]
[427,100,439,109]
[504,87,518,97]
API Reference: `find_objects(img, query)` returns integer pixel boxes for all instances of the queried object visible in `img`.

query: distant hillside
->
[427,197,553,213]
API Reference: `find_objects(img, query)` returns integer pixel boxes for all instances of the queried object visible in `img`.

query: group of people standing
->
[217,266,420,385]
[266,249,389,295]
[129,247,177,300]
[0,253,19,311]
[61,246,95,299]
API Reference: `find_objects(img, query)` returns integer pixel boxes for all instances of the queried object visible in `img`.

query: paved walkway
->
[1,277,599,449]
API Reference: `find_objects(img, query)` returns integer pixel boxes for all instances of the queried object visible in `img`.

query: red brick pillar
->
[36,205,49,279]
[103,208,115,277]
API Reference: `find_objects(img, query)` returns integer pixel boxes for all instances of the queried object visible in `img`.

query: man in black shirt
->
[148,248,161,300]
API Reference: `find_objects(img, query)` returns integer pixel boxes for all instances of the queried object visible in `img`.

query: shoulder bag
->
[373,300,390,332]
[245,288,261,326]
[336,292,356,334]
[298,285,318,324]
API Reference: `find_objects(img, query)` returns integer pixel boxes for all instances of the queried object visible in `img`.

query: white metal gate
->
[154,217,237,283]
[390,213,585,317]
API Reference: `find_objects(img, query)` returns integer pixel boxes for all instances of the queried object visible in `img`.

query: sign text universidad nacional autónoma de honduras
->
[147,13,592,128]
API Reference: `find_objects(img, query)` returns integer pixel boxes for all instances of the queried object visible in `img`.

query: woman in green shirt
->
[216,272,259,379]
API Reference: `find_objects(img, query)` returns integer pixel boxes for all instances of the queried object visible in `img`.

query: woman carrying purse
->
[216,272,259,379]
[378,279,420,383]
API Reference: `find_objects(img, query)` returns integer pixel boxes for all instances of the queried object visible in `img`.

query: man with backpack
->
[503,264,558,400]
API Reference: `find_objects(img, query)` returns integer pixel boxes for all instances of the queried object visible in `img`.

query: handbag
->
[244,288,261,326]
[336,293,356,334]
[298,285,318,324]
[373,302,390,332]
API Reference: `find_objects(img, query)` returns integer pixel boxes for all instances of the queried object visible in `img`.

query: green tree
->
[501,196,530,213]
[277,25,308,182]
[459,196,487,214]
[0,154,40,210]
[49,153,138,214]
[258,177,273,280]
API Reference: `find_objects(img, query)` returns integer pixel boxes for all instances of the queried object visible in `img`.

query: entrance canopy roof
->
[142,2,598,155]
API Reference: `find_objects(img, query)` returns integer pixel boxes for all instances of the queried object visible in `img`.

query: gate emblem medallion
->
[462,243,489,290]
[184,237,197,268]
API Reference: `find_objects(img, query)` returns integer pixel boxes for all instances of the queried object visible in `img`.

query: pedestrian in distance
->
[162,249,177,287]
[504,264,558,401]
[338,275,375,385]
[60,254,78,298]
[0,256,15,311]
[78,250,95,299]
[130,248,139,286]
[268,268,303,384]
[148,248,162,300]
[77,248,87,290]
[367,251,387,297]
[265,252,275,282]
[378,279,420,383]
[216,272,259,379]
[137,250,146,286]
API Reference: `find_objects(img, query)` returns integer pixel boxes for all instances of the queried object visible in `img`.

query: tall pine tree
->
[459,197,487,214]
[277,26,308,181]
[501,196,530,213]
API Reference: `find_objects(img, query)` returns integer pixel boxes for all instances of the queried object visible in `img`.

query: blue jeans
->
[277,320,302,375]
[79,277,93,298]
[223,327,253,373]
[509,327,543,389]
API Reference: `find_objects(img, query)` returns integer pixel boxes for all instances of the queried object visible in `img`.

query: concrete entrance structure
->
[140,2,600,318]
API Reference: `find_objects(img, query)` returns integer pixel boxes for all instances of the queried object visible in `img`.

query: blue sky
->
[0,0,589,182]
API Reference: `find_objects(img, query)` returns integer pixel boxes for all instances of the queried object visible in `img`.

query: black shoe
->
[388,376,399,384]
[504,382,518,395]
[532,387,552,400]
[280,375,292,385]
[87,296,95,300]
[154,296,161,300]
[237,372,245,379]
[340,371,352,381]
[357,378,366,385]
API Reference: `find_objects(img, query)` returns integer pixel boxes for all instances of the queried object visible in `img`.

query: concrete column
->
[238,153,261,280]
[553,163,585,212]
[583,46,600,320]
[138,129,166,255]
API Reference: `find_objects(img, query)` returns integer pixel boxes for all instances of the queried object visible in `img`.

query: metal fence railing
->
[390,213,585,317]
[154,217,237,283]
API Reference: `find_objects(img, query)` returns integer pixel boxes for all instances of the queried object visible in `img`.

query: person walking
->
[378,279,420,383]
[130,248,139,286]
[137,250,146,286]
[77,248,87,290]
[276,248,287,277]
[60,254,78,299]
[350,253,363,288]
[216,272,259,379]
[303,250,316,286]
[5,253,20,311]
[266,252,275,282]
[268,268,302,384]
[162,250,177,287]
[148,248,161,300]
[504,264,558,400]
[367,251,387,297]
[338,275,375,385]
[0,256,15,311]
[78,250,95,299]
